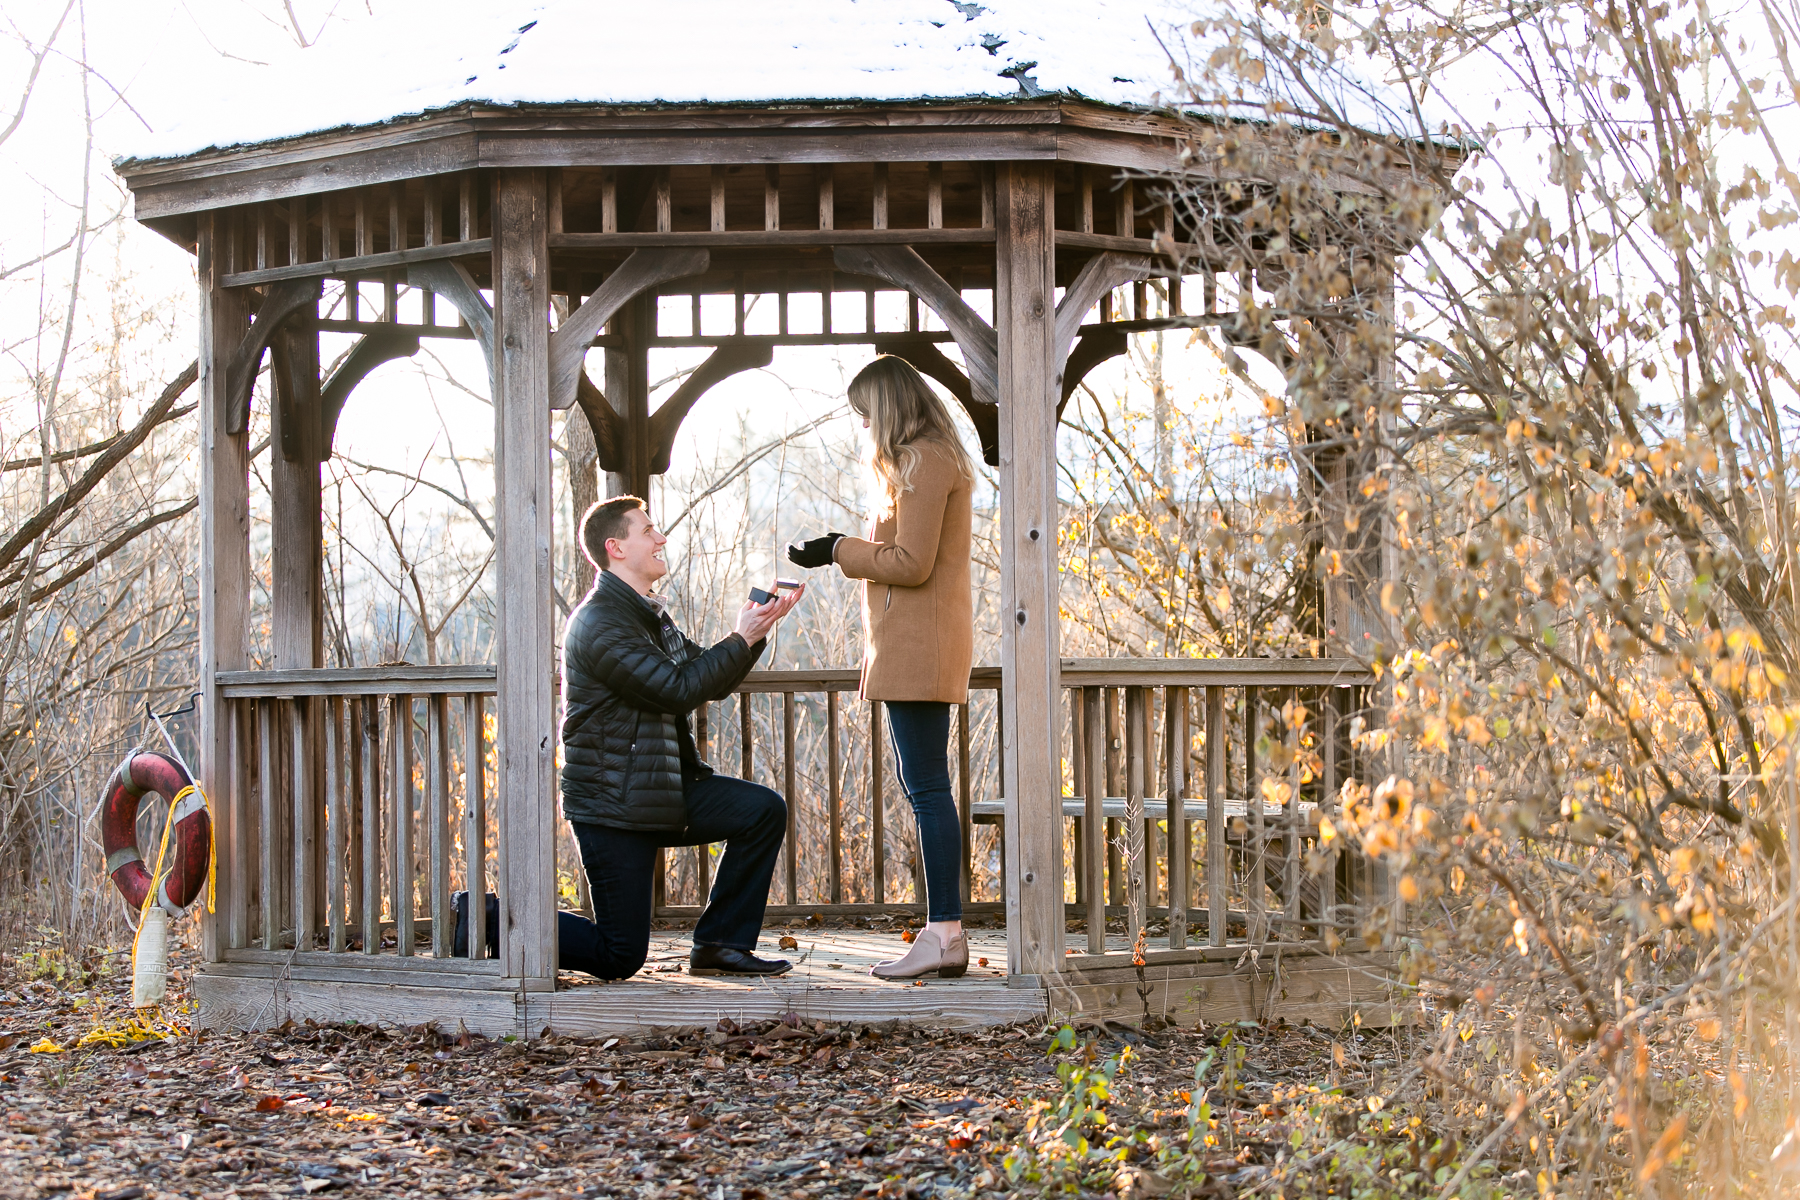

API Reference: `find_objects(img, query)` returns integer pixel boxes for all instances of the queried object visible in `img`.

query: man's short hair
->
[580,496,647,570]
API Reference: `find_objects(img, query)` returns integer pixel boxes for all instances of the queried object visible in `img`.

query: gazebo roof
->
[117,0,1431,165]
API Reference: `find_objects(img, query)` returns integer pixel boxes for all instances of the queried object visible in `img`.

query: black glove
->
[787,533,845,570]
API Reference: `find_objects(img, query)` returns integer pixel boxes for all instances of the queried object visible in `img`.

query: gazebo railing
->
[1052,659,1377,966]
[665,658,1379,966]
[656,667,1007,922]
[209,658,1376,976]
[212,666,497,970]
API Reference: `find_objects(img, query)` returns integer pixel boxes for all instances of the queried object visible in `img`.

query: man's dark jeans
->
[567,773,786,980]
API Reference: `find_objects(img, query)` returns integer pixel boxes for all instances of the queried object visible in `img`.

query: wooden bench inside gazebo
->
[116,5,1428,1035]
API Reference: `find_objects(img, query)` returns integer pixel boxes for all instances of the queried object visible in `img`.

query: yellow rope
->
[130,786,179,984]
[183,782,217,914]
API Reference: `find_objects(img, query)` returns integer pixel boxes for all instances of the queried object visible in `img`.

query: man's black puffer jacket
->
[560,570,763,831]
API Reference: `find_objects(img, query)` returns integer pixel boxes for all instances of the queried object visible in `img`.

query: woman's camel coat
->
[832,440,973,704]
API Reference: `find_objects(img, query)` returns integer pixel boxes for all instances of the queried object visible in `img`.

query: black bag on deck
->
[452,890,611,978]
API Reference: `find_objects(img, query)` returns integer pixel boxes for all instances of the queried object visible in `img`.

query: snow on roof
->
[118,0,1436,163]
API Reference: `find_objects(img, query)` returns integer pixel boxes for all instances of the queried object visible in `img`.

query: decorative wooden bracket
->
[1057,327,1130,422]
[647,340,775,475]
[549,248,710,411]
[227,278,321,434]
[833,245,999,405]
[406,260,494,374]
[573,372,623,474]
[873,338,999,467]
[321,329,424,451]
[1054,251,1153,375]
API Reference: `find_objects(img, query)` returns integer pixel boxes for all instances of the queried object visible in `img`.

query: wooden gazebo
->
[117,3,1424,1034]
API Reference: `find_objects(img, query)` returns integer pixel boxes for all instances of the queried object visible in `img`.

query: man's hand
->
[735,581,805,644]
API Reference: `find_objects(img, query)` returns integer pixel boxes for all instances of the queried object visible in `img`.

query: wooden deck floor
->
[193,930,1406,1037]
[529,929,1041,1036]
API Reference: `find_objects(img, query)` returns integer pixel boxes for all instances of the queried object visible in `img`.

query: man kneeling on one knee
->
[561,495,803,979]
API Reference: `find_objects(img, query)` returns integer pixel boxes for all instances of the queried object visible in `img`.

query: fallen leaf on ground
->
[255,1095,285,1112]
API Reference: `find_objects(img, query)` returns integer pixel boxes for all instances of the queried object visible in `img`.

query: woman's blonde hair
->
[847,355,975,517]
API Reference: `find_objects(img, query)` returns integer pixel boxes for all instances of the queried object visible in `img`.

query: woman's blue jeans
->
[885,700,963,922]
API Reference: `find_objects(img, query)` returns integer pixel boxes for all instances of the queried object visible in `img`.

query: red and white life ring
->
[101,750,211,915]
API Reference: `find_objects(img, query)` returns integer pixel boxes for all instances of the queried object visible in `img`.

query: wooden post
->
[994,162,1064,977]
[603,294,654,500]
[491,169,558,985]
[198,212,252,958]
[271,321,323,955]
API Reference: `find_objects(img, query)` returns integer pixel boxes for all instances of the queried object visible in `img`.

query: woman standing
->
[788,355,975,979]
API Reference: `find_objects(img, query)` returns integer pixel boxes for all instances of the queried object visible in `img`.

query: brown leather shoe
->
[870,930,968,980]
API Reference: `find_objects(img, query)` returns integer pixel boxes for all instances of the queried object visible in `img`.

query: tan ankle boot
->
[870,930,968,980]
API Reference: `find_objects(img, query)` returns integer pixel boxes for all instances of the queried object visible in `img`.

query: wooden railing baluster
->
[740,691,753,778]
[347,698,364,938]
[1124,686,1147,942]
[1104,689,1122,909]
[957,701,972,906]
[1083,686,1106,954]
[1246,686,1265,944]
[783,691,797,905]
[259,700,278,950]
[292,698,315,952]
[1321,687,1339,939]
[1206,686,1226,947]
[1166,686,1188,950]
[1284,689,1303,936]
[360,697,381,954]
[1144,689,1159,915]
[324,697,344,952]
[827,692,842,905]
[463,693,487,961]
[429,693,452,957]
[1070,691,1086,911]
[696,702,712,903]
[228,700,252,949]
[392,693,415,956]
[870,700,884,903]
